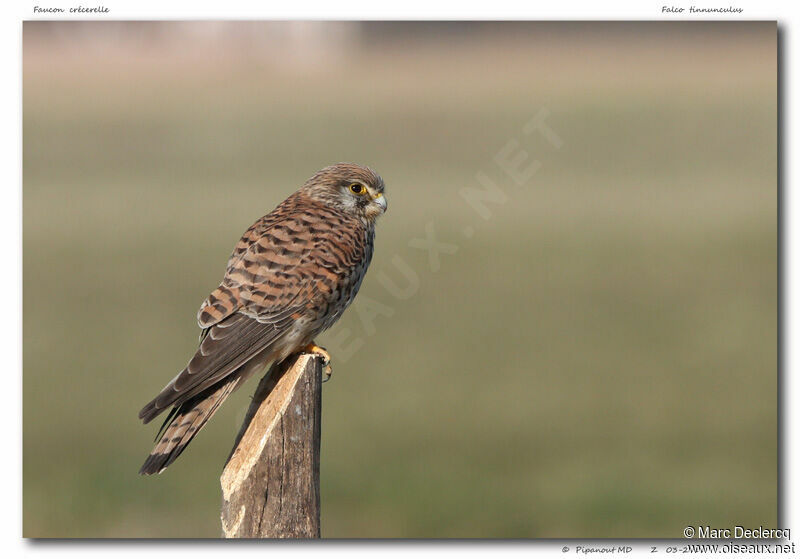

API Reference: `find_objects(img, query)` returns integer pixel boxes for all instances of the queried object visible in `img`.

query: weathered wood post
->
[220,353,323,538]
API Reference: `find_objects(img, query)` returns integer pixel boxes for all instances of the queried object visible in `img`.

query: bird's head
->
[301,163,387,224]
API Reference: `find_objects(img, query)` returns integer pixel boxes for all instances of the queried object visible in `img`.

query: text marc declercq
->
[694,526,790,540]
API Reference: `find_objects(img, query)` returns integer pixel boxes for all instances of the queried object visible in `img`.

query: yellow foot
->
[301,342,333,382]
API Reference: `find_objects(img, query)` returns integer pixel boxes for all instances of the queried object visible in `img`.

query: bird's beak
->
[373,192,387,213]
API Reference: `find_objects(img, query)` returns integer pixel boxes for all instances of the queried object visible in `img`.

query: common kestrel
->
[138,163,387,475]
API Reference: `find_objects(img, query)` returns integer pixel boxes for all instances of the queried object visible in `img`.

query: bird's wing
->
[196,194,363,328]
[138,309,300,423]
[195,192,306,329]
[140,195,363,424]
[140,196,322,424]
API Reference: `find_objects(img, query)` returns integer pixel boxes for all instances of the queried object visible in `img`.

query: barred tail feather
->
[138,377,240,475]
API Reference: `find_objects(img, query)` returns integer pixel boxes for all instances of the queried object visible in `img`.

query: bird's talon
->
[302,342,332,381]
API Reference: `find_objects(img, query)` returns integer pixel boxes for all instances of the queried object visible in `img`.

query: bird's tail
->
[138,376,241,475]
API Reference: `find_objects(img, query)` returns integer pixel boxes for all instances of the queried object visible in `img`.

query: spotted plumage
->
[138,163,387,475]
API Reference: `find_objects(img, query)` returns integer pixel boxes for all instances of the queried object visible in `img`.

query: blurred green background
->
[23,22,777,538]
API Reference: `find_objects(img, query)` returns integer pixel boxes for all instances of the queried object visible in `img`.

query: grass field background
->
[23,22,777,538]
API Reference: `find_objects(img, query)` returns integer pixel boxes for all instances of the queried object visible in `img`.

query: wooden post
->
[220,353,322,538]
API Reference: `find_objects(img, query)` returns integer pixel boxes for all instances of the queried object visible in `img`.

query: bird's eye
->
[349,183,365,195]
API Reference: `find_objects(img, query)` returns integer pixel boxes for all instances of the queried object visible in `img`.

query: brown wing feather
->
[138,311,298,423]
[197,192,308,329]
[141,194,326,424]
